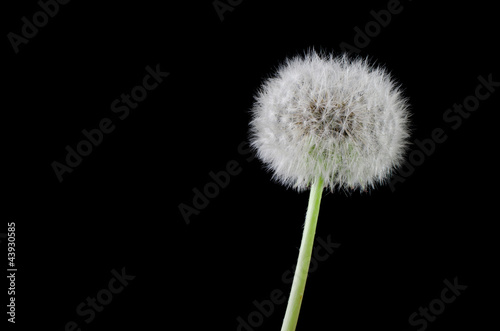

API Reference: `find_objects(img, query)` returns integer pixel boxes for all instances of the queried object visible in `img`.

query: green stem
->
[281,177,324,331]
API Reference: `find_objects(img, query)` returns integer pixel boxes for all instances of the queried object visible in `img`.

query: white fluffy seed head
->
[250,51,411,192]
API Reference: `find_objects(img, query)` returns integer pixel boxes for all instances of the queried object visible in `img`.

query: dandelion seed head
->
[250,51,411,192]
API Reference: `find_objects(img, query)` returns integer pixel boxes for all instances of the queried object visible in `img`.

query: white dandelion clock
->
[251,51,410,192]
[249,51,410,331]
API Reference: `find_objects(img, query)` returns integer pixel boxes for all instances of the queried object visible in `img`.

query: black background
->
[2,0,498,330]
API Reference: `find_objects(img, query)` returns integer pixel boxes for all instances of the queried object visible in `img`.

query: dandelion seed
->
[250,51,410,192]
